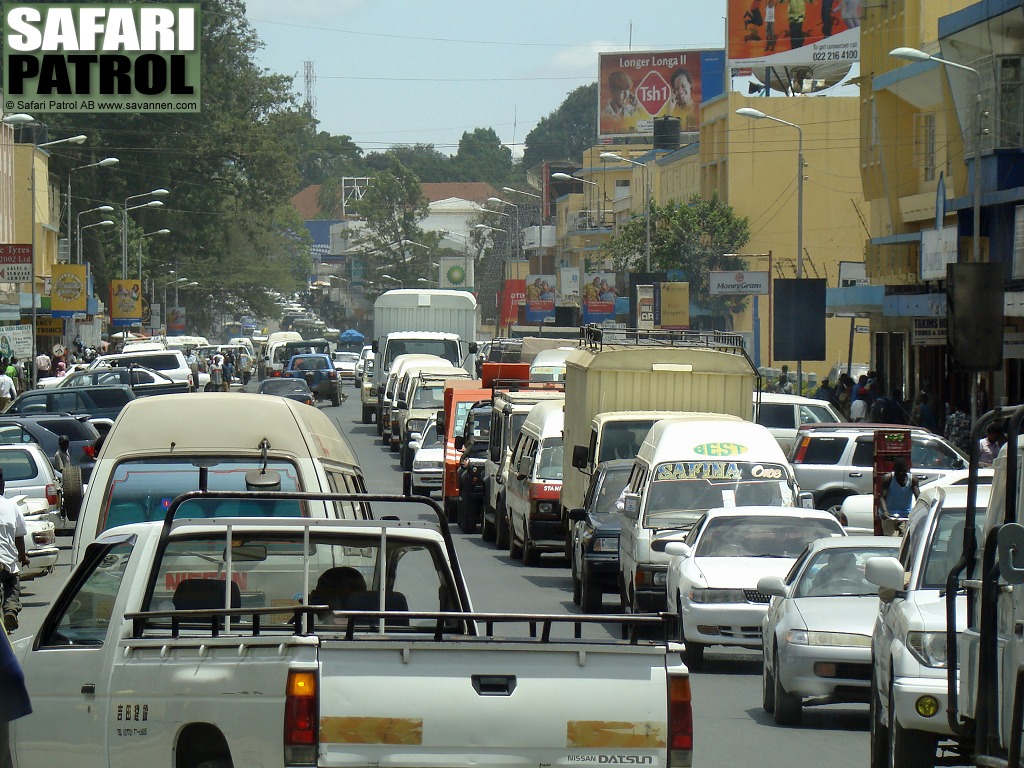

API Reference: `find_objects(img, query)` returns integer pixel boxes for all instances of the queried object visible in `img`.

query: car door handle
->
[81,684,96,695]
[848,472,863,477]
[472,674,516,696]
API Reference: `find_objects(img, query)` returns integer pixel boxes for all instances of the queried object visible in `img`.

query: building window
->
[914,112,936,182]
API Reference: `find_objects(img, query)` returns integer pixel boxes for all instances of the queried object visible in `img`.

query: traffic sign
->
[0,265,31,282]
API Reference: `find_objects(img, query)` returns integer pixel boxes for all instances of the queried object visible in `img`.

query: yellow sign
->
[658,281,689,329]
[50,264,87,316]
[36,318,64,335]
[110,279,143,326]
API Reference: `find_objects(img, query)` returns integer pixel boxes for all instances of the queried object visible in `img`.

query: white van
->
[381,354,447,445]
[70,393,369,564]
[618,415,803,615]
[260,331,304,379]
[505,400,566,565]
[529,347,574,383]
[396,366,471,469]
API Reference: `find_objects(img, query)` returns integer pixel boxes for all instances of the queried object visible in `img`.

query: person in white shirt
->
[33,352,51,380]
[0,370,16,411]
[0,468,29,633]
[850,397,868,422]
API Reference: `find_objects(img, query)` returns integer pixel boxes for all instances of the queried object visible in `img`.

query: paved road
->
[12,388,875,767]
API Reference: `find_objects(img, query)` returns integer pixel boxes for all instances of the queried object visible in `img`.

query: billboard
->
[500,279,526,327]
[657,282,690,330]
[709,270,770,295]
[110,279,142,327]
[50,264,88,317]
[0,325,31,358]
[582,272,618,324]
[439,256,473,291]
[525,275,557,324]
[727,0,859,75]
[598,49,725,138]
[168,306,186,334]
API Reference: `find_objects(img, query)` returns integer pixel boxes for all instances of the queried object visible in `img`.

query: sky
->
[243,0,729,157]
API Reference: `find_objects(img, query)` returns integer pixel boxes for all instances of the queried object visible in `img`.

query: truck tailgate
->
[319,640,672,768]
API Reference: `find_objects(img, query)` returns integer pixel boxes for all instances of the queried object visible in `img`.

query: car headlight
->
[907,631,949,668]
[789,630,872,647]
[690,588,745,603]
[635,567,668,588]
[592,536,618,553]
[538,502,553,514]
[413,459,442,471]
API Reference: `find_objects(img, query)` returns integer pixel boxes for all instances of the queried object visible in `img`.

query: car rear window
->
[38,418,99,441]
[112,354,179,371]
[794,436,846,465]
[0,449,41,481]
[757,403,796,430]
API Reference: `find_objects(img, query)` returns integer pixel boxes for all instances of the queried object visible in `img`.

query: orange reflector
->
[288,671,317,698]
[669,676,691,704]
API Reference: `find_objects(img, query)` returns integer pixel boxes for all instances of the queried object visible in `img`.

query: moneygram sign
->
[709,271,770,296]
[3,4,201,114]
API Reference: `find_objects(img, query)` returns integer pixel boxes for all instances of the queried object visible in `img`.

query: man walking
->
[0,367,15,412]
[0,469,29,633]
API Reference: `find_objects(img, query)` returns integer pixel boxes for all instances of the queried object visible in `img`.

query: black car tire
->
[361,406,374,424]
[402,472,411,497]
[523,526,540,566]
[580,564,602,613]
[773,653,803,726]
[571,560,582,605]
[331,392,341,407]
[60,465,84,522]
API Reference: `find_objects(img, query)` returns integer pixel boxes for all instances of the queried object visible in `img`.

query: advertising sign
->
[920,226,959,281]
[582,272,618,324]
[0,325,32,358]
[168,306,186,334]
[50,264,87,317]
[439,256,472,291]
[727,0,859,75]
[637,285,655,330]
[500,279,526,327]
[559,267,580,302]
[0,244,31,283]
[657,281,690,329]
[110,279,142,326]
[911,317,946,346]
[525,274,557,324]
[709,270,769,295]
[598,49,725,138]
[3,4,201,114]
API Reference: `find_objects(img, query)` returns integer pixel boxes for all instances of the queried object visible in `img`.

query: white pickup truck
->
[10,491,693,768]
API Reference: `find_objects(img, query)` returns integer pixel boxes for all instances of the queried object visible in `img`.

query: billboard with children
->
[598,49,725,138]
[728,0,860,73]
[582,272,618,324]
[110,279,143,327]
[525,275,557,324]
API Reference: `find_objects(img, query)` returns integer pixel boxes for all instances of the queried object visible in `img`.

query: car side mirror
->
[663,541,692,558]
[798,491,815,509]
[409,439,421,452]
[622,492,641,518]
[454,436,464,451]
[436,410,445,432]
[397,400,408,410]
[517,454,532,479]
[568,507,586,522]
[371,341,379,353]
[865,556,907,592]
[572,444,589,470]
[757,575,787,597]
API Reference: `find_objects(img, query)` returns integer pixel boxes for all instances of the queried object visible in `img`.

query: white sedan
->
[406,420,443,497]
[663,506,846,670]
[759,535,900,726]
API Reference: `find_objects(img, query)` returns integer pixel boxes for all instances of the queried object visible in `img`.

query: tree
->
[522,83,598,170]
[602,193,752,325]
[452,128,512,187]
[363,145,454,183]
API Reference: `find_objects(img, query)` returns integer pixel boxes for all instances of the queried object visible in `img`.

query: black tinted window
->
[757,403,795,429]
[851,439,874,467]
[86,389,133,408]
[37,418,98,441]
[796,436,846,464]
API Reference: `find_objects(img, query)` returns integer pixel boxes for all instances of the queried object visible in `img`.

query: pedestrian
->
[879,458,920,536]
[0,367,15,413]
[33,351,51,380]
[836,374,853,419]
[777,369,794,395]
[210,354,224,392]
[223,351,235,392]
[53,436,72,474]
[850,391,868,422]
[185,349,200,392]
[0,468,30,633]
[944,401,972,455]
[870,384,901,424]
[979,422,1004,466]
[813,378,835,403]
[911,391,937,432]
[851,374,868,403]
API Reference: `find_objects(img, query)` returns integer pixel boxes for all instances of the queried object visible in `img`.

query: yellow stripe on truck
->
[566,721,667,749]
[320,716,424,745]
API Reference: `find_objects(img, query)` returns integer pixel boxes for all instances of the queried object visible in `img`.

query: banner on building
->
[525,274,557,324]
[598,49,725,138]
[637,285,655,330]
[439,256,473,291]
[500,279,526,327]
[0,325,32,358]
[709,270,769,295]
[50,264,88,317]
[657,281,690,329]
[582,272,618,324]
[559,267,580,302]
[727,0,859,82]
[110,279,142,326]
[168,306,186,334]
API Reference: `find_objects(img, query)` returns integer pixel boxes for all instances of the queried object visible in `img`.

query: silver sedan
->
[759,535,900,726]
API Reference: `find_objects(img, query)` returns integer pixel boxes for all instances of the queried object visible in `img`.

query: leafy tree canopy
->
[522,83,598,171]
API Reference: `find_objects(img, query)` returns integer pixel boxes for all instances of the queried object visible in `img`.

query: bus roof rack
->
[579,324,748,353]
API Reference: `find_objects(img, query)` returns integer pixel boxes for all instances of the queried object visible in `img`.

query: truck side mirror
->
[572,444,589,470]
[371,340,379,353]
[798,491,815,509]
[436,410,445,433]
[397,400,408,411]
[468,342,479,354]
[998,523,1024,585]
[454,436,464,451]
[622,492,641,518]
[568,507,586,522]
[517,454,532,479]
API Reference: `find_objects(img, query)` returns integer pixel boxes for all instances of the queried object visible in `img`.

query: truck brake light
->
[667,674,693,765]
[284,670,318,765]
[793,437,810,464]
[46,483,59,506]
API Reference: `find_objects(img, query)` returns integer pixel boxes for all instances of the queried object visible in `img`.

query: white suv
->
[865,484,985,768]
[92,349,208,391]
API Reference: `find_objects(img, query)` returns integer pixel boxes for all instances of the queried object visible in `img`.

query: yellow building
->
[12,143,60,313]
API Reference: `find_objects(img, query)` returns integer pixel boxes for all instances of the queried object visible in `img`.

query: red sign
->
[500,279,526,327]
[0,244,32,264]
[636,70,671,115]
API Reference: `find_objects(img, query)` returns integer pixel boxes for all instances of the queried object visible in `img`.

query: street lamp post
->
[76,204,115,264]
[552,172,606,230]
[137,229,171,283]
[122,189,169,278]
[600,152,652,272]
[736,107,804,391]
[2,114,87,387]
[67,157,118,267]
[380,273,404,289]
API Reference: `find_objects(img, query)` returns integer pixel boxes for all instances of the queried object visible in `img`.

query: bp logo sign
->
[445,264,466,286]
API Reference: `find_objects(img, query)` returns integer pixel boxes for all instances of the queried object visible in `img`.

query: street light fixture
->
[137,228,171,290]
[67,156,118,270]
[736,106,805,390]
[3,113,87,387]
[380,273,404,288]
[890,47,984,265]
[502,186,541,200]
[122,188,169,278]
[76,204,115,264]
[417,277,437,285]
[601,151,652,272]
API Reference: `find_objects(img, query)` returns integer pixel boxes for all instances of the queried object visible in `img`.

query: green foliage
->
[363,145,454,183]
[602,193,752,323]
[452,128,513,187]
[522,83,598,170]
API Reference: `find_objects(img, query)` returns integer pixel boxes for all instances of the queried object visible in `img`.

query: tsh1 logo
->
[635,71,671,115]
